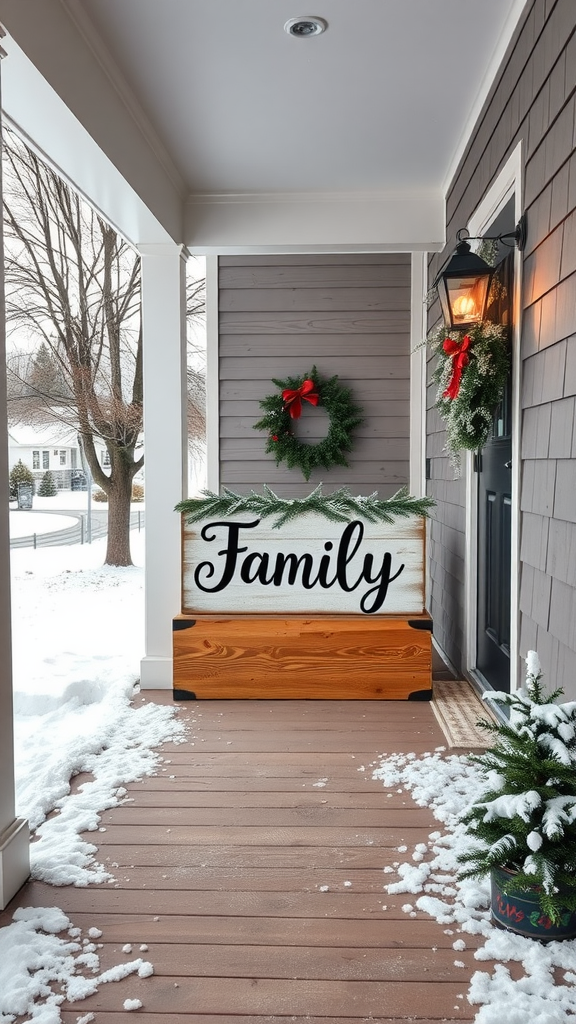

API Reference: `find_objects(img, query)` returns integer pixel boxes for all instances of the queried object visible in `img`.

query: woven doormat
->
[432,679,496,749]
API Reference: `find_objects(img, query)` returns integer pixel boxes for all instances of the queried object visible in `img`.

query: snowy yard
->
[0,531,575,1023]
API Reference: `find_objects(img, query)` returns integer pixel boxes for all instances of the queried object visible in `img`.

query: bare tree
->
[186,273,206,461]
[3,126,142,565]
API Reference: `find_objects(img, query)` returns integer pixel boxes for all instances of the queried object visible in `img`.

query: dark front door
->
[476,234,514,692]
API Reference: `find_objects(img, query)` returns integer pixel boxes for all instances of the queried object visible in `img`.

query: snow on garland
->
[252,366,363,481]
[429,321,509,468]
[176,483,436,530]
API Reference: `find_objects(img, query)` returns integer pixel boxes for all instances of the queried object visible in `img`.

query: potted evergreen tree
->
[459,651,576,940]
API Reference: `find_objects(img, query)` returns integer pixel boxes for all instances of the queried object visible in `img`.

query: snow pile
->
[372,749,576,1023]
[26,688,186,886]
[0,906,152,1023]
[10,535,187,886]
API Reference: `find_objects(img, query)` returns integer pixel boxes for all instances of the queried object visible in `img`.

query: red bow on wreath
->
[442,335,472,401]
[282,379,319,419]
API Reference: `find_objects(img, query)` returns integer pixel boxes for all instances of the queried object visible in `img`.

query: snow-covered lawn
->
[9,511,78,538]
[1,533,575,1023]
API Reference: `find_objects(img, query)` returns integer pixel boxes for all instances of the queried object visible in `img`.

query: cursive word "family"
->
[193,519,405,614]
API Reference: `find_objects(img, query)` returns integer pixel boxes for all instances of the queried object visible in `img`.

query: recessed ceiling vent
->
[284,17,327,37]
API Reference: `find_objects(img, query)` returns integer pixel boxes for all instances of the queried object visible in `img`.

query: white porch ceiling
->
[75,0,524,196]
[0,0,528,249]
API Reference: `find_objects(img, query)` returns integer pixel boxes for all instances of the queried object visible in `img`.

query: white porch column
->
[0,38,30,909]
[139,244,188,689]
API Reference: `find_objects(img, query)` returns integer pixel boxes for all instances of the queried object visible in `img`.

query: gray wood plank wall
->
[218,255,411,498]
[427,0,576,695]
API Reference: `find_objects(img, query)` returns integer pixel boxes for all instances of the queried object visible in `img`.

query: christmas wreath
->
[253,366,363,481]
[430,320,509,467]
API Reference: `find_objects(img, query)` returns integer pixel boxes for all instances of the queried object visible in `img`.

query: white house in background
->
[8,423,112,489]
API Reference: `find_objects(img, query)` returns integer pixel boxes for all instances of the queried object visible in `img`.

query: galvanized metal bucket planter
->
[491,866,576,941]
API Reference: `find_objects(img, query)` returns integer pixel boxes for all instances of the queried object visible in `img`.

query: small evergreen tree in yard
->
[38,470,57,496]
[9,459,34,498]
[459,652,576,924]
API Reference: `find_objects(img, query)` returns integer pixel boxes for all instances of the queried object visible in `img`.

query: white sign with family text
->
[182,514,425,616]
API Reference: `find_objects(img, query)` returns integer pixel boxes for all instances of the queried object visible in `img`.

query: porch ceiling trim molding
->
[185,190,445,254]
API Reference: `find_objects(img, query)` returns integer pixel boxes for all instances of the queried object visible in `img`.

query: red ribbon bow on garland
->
[282,379,319,419]
[442,335,472,401]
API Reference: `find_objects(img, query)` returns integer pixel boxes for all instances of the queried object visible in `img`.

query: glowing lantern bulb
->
[452,294,477,319]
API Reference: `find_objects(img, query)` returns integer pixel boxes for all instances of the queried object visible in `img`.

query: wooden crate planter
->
[174,511,432,700]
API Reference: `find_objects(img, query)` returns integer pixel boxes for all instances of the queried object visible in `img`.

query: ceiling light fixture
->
[284,16,327,37]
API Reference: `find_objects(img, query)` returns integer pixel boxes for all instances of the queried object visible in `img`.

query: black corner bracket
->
[173,688,197,701]
[408,619,433,632]
[408,688,433,702]
[173,619,196,630]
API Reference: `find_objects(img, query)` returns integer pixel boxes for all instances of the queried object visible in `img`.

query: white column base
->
[0,818,30,911]
[140,655,173,690]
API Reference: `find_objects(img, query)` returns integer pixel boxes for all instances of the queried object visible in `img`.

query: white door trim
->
[410,252,427,498]
[463,142,524,693]
[205,255,220,493]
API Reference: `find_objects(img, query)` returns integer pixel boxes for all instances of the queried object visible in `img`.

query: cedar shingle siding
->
[218,255,411,498]
[428,0,576,695]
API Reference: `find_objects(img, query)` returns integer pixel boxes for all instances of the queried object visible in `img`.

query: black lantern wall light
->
[433,214,526,330]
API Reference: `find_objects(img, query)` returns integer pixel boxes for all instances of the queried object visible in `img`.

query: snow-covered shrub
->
[459,651,576,924]
[38,470,57,496]
[9,459,34,498]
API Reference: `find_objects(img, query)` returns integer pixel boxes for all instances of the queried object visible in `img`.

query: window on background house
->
[53,449,58,456]
[32,450,40,469]
[102,450,111,467]
[59,450,66,465]
[42,451,49,469]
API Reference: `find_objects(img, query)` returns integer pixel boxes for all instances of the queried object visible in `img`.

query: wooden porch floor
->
[3,697,484,1023]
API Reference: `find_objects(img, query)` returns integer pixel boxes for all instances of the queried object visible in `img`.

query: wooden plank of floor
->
[98,866,400,891]
[88,824,434,847]
[66,976,471,1016]
[8,880,425,918]
[55,912,474,948]
[93,941,478,981]
[2,697,481,1022]
[96,845,405,869]
[99,806,434,827]
[129,789,411,806]
[62,1017,473,1024]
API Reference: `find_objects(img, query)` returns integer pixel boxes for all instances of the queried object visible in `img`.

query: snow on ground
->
[1,530,186,1022]
[0,907,153,1023]
[9,511,77,538]
[11,492,145,512]
[371,749,576,1023]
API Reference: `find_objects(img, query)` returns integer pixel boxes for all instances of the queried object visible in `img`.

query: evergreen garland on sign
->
[429,321,509,468]
[253,366,363,481]
[176,484,435,530]
[459,652,576,925]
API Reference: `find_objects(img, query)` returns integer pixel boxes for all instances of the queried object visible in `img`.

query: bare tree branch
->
[3,126,143,564]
